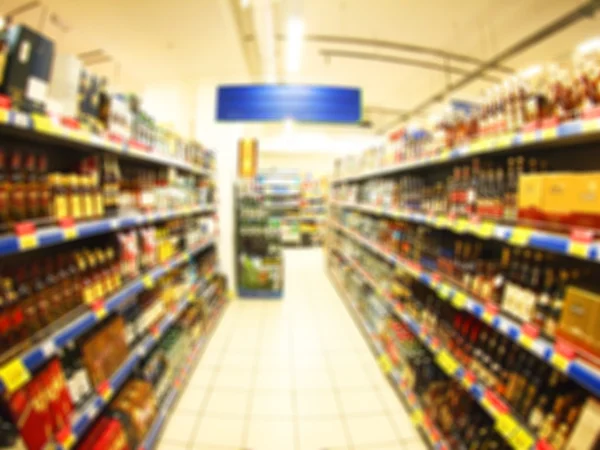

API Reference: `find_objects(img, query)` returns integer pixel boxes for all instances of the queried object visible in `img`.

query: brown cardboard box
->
[558,286,600,352]
[564,398,600,450]
[517,174,545,220]
[540,173,578,216]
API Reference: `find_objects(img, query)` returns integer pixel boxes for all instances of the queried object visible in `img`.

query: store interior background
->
[4,0,600,285]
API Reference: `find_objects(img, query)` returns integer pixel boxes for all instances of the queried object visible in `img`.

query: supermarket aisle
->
[157,249,426,450]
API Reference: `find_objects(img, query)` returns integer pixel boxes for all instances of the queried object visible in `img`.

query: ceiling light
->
[577,37,600,54]
[241,0,250,8]
[286,17,305,73]
[284,119,294,133]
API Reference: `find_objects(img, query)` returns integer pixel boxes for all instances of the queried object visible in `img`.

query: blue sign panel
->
[216,84,361,123]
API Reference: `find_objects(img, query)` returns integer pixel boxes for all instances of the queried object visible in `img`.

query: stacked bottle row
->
[333,36,600,180]
[0,138,215,230]
[328,247,600,450]
[0,249,223,450]
[333,209,600,357]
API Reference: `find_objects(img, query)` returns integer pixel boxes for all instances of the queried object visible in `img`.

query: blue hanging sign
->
[216,84,362,123]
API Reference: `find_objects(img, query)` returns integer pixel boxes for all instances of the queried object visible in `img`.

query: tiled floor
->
[157,248,427,450]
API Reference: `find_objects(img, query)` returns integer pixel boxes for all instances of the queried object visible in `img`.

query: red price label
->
[485,390,509,415]
[570,227,594,243]
[485,303,499,316]
[521,323,540,339]
[14,221,36,236]
[555,339,576,359]
[58,217,75,228]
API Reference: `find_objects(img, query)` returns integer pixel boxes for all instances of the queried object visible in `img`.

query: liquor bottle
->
[545,269,569,337]
[504,157,517,221]
[494,167,505,219]
[16,267,38,340]
[528,395,549,431]
[31,263,51,326]
[38,155,49,219]
[24,153,38,218]
[535,268,555,330]
[9,153,25,221]
[62,341,92,408]
[45,256,63,318]
[0,150,8,223]
[69,174,82,220]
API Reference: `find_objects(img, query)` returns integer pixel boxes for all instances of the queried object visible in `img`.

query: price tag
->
[435,216,448,228]
[411,409,424,425]
[13,111,30,128]
[56,429,76,450]
[435,350,460,375]
[509,227,531,246]
[476,221,495,239]
[437,283,451,300]
[143,275,155,289]
[378,354,393,374]
[451,291,467,309]
[496,133,514,149]
[568,241,590,258]
[18,234,38,250]
[495,414,518,439]
[541,127,558,140]
[0,359,31,393]
[31,113,54,134]
[582,118,600,133]
[551,340,575,372]
[509,428,535,450]
[522,131,537,143]
[454,218,468,233]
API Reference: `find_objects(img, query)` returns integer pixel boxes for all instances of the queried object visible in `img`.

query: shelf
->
[332,201,599,262]
[261,189,301,196]
[328,270,449,450]
[0,237,215,395]
[137,298,227,450]
[0,204,216,257]
[0,109,212,176]
[332,249,537,450]
[332,117,600,184]
[329,220,600,398]
[52,276,218,450]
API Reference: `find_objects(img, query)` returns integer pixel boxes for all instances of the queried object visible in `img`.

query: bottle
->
[9,152,25,221]
[69,175,82,220]
[535,268,555,330]
[528,395,548,431]
[62,342,92,408]
[38,155,50,218]
[0,150,8,223]
[31,263,51,326]
[549,423,569,450]
[504,157,517,221]
[24,153,38,218]
[545,270,569,337]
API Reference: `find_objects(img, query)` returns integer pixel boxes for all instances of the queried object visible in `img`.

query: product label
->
[54,196,68,220]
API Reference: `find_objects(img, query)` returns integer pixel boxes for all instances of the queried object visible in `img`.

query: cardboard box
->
[565,398,600,450]
[558,286,600,354]
[517,174,545,220]
[540,173,578,216]
[47,53,82,117]
[571,173,600,229]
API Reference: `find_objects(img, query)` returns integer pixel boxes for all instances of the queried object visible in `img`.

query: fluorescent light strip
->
[286,17,305,73]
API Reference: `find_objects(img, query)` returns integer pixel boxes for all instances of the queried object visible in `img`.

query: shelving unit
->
[327,112,600,450]
[0,101,227,450]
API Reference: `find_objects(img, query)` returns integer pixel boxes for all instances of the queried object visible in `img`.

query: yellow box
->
[517,174,544,211]
[540,173,578,215]
[573,173,600,215]
[559,286,600,345]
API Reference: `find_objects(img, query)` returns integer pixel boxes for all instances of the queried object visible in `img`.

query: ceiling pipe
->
[320,49,501,83]
[377,0,600,134]
[244,33,514,74]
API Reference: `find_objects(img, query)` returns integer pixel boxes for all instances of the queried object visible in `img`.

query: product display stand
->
[235,179,284,299]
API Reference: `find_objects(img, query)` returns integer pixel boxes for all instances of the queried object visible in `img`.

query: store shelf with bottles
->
[137,290,227,450]
[328,244,540,449]
[327,265,450,450]
[328,217,600,398]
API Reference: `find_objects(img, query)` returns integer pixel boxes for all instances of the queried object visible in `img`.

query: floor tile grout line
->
[289,311,301,450]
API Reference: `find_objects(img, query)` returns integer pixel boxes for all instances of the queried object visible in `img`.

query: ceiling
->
[2,0,600,139]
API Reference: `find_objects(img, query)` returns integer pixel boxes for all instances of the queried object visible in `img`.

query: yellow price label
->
[63,227,78,241]
[100,387,113,402]
[482,311,495,324]
[454,219,468,233]
[18,234,38,251]
[437,284,451,300]
[411,409,424,425]
[582,119,600,133]
[496,133,514,148]
[0,108,8,124]
[509,428,535,450]
[435,350,460,375]
[518,334,534,350]
[550,352,571,372]
[95,307,108,320]
[568,241,589,258]
[435,217,448,228]
[451,292,467,309]
[508,227,531,246]
[61,433,76,450]
[0,359,31,393]
[378,354,393,374]
[31,113,54,134]
[521,131,537,143]
[438,151,451,161]
[495,414,518,438]
[143,275,155,289]
[476,221,495,239]
[541,127,558,140]
[469,140,484,153]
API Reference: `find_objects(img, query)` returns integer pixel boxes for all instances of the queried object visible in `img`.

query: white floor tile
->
[331,365,374,389]
[251,390,294,417]
[212,368,254,390]
[246,417,295,450]
[401,437,429,450]
[295,369,334,390]
[295,390,340,417]
[192,416,245,448]
[160,412,198,445]
[339,389,386,415]
[173,386,209,414]
[254,369,293,390]
[298,417,348,450]
[346,415,399,447]
[203,388,250,417]
[188,366,217,388]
